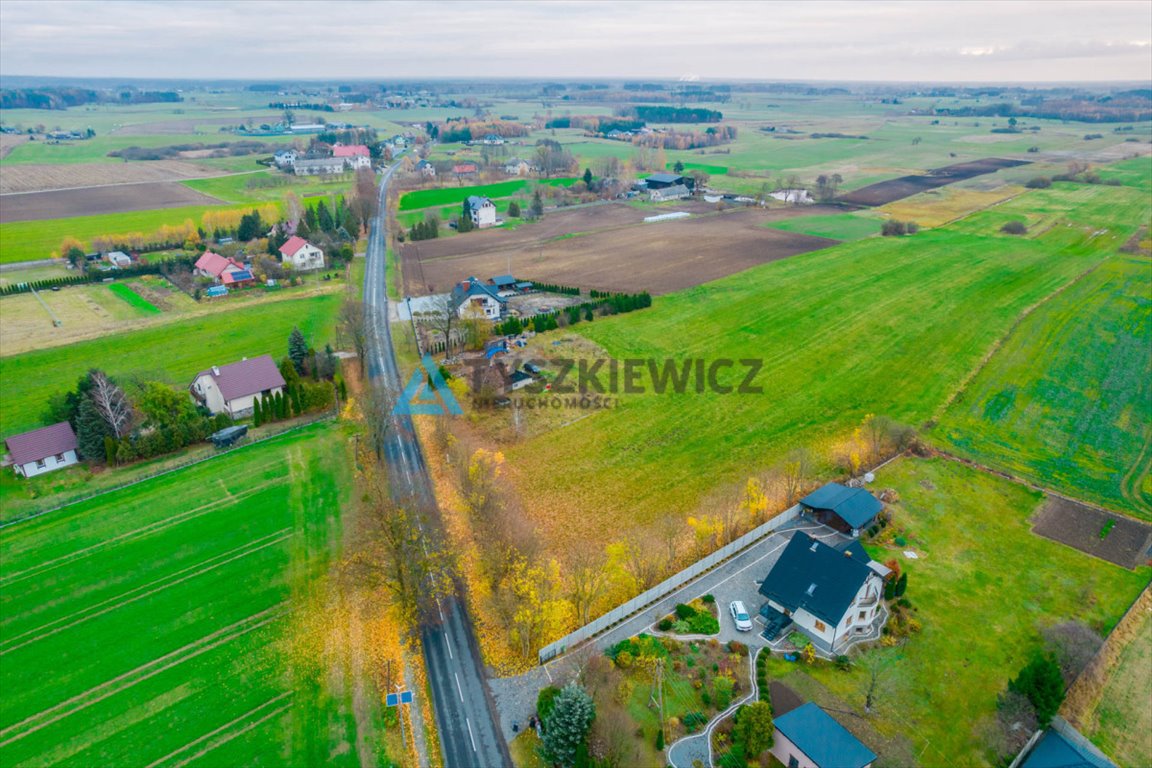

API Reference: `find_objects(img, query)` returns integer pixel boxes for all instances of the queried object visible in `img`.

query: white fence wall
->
[538,504,802,664]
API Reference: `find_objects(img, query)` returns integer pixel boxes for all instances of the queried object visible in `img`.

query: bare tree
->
[861,647,905,713]
[780,447,812,506]
[339,297,368,374]
[427,292,458,353]
[89,371,133,439]
[352,167,379,226]
[622,530,662,591]
[566,544,610,626]
[360,382,395,458]
[1042,621,1103,684]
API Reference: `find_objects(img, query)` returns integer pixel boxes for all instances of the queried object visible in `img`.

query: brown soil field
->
[0,134,28,159]
[0,160,225,194]
[839,158,1031,207]
[111,115,284,136]
[399,203,840,295]
[1033,496,1152,569]
[0,182,225,223]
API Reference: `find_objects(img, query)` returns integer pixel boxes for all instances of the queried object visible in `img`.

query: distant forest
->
[0,87,182,110]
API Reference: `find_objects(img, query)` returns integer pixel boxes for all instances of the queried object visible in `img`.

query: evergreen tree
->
[261,393,273,423]
[253,396,263,427]
[316,200,335,233]
[584,307,594,322]
[884,577,896,601]
[673,160,685,173]
[75,397,112,461]
[732,701,774,755]
[288,327,309,373]
[303,205,319,232]
[1009,654,1065,726]
[507,201,521,218]
[582,167,593,185]
[291,384,303,416]
[894,572,908,597]
[541,683,595,768]
[530,189,544,218]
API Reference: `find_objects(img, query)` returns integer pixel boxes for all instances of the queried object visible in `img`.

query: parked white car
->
[729,600,753,632]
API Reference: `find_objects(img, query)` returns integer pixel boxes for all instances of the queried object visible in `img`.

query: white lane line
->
[454,672,464,703]
[466,718,477,752]
[543,663,554,683]
[445,633,454,659]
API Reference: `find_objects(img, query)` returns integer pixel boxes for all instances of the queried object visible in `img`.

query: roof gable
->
[279,235,313,258]
[194,251,232,277]
[759,531,876,625]
[5,422,78,466]
[333,143,370,157]
[195,355,286,402]
[1022,729,1117,768]
[800,483,883,528]
[775,703,876,768]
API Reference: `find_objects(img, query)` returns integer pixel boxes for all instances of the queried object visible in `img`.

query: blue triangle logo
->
[393,355,463,416]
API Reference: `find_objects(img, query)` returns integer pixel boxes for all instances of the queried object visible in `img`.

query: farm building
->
[507,370,534,391]
[799,483,882,537]
[294,157,348,176]
[105,251,132,267]
[453,163,478,176]
[644,172,694,191]
[190,355,286,418]
[649,184,691,202]
[758,531,887,653]
[415,159,436,178]
[278,236,325,271]
[770,703,877,768]
[771,188,815,204]
[4,422,80,478]
[464,196,497,229]
[194,251,248,284]
[488,274,517,291]
[332,143,372,169]
[451,276,506,319]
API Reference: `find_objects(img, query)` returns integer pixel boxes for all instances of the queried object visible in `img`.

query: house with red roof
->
[453,163,478,177]
[332,143,372,169]
[278,236,325,271]
[194,251,249,284]
[189,355,287,418]
[4,422,80,478]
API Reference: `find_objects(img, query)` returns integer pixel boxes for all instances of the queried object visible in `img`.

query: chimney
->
[212,366,220,376]
[461,279,471,291]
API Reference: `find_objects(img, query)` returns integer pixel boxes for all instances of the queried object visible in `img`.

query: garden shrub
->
[683,712,708,731]
[658,618,674,632]
[702,594,716,604]
[675,603,697,620]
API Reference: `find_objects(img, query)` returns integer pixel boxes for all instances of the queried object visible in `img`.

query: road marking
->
[466,718,477,752]
[444,631,453,659]
[454,672,464,703]
[543,663,554,683]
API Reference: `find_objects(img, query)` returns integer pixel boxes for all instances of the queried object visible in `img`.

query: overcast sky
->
[1,0,1150,83]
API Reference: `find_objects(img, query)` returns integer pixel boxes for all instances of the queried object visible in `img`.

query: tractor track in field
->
[1120,428,1152,515]
[0,529,294,655]
[0,482,279,587]
[143,692,293,768]
[0,604,286,747]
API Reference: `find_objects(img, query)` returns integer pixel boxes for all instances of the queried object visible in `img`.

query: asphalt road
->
[363,162,509,768]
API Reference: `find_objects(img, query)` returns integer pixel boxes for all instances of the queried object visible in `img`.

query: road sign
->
[386,691,413,707]
[400,691,413,704]
[386,693,398,707]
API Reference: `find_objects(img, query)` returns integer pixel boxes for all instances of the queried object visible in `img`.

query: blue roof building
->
[771,702,876,768]
[1019,724,1117,768]
[800,483,883,536]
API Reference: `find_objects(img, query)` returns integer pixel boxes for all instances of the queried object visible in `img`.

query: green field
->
[0,293,340,437]
[398,177,577,211]
[504,181,1146,548]
[183,171,355,205]
[762,457,1149,767]
[765,211,880,241]
[0,422,389,767]
[1083,607,1152,767]
[0,202,282,265]
[934,255,1152,518]
[107,282,161,314]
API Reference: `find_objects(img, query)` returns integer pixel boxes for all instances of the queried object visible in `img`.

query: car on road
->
[729,600,753,631]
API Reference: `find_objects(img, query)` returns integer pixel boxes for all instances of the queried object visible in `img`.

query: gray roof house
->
[770,702,876,768]
[5,422,80,478]
[190,355,286,418]
[758,531,886,652]
[1018,720,1118,768]
[649,183,692,202]
[451,276,506,320]
[800,482,883,536]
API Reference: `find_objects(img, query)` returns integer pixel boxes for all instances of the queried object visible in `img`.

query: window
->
[859,611,867,621]
[814,619,826,632]
[788,756,799,768]
[55,453,65,462]
[35,459,46,469]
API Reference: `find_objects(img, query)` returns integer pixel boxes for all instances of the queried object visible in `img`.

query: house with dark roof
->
[464,196,497,228]
[758,531,886,652]
[649,183,691,202]
[645,172,694,191]
[770,702,876,768]
[189,355,286,418]
[415,159,436,178]
[488,274,517,290]
[4,422,80,478]
[800,482,883,537]
[1016,720,1117,768]
[451,276,506,320]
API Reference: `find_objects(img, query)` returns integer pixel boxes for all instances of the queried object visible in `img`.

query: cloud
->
[1,0,1150,81]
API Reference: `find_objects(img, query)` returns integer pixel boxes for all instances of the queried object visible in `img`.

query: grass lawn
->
[764,211,880,241]
[1082,608,1152,766]
[0,422,390,767]
[502,181,1138,552]
[183,171,355,205]
[107,282,161,314]
[398,178,578,212]
[934,255,1152,518]
[0,202,283,265]
[762,457,1149,767]
[0,292,340,438]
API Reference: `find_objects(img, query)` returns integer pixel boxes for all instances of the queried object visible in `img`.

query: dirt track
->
[839,157,1030,207]
[400,203,840,295]
[0,182,225,223]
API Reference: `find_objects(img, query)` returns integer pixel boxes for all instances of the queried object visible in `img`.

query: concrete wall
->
[16,449,79,478]
[770,731,819,768]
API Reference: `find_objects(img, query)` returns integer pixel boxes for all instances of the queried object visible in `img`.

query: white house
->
[190,355,286,418]
[770,703,877,768]
[273,148,298,168]
[649,184,692,202]
[278,236,325,271]
[105,250,132,267]
[415,159,436,178]
[194,251,248,284]
[464,196,497,229]
[332,143,372,169]
[451,276,506,320]
[770,188,814,204]
[758,531,887,653]
[504,158,532,176]
[4,422,80,478]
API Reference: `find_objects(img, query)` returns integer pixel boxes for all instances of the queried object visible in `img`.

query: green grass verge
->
[0,422,387,767]
[398,178,577,212]
[764,456,1148,767]
[934,255,1152,518]
[765,212,880,241]
[1084,608,1152,767]
[0,293,340,437]
[106,282,161,315]
[183,171,355,205]
[0,202,283,265]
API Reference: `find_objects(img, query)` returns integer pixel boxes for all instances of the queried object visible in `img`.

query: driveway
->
[490,516,850,742]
